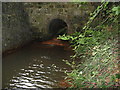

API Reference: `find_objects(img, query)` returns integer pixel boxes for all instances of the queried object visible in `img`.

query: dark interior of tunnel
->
[49,19,68,37]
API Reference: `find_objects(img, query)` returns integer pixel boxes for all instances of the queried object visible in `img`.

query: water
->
[2,40,73,89]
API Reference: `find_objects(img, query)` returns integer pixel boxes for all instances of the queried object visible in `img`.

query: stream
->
[2,39,73,89]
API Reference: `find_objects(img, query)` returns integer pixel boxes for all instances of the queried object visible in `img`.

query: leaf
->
[112,6,120,15]
[77,38,85,44]
[116,74,120,79]
[72,61,75,65]
[57,34,71,40]
[92,52,97,56]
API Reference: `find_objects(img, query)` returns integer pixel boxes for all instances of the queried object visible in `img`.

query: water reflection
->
[3,42,73,89]
[7,59,69,89]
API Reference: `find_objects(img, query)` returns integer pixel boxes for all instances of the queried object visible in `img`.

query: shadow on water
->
[2,38,73,89]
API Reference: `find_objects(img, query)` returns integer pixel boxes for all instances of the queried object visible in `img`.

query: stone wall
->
[2,2,96,52]
[24,3,95,40]
[2,3,32,52]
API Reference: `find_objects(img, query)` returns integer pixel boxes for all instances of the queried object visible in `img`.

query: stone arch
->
[25,3,95,40]
[48,18,68,37]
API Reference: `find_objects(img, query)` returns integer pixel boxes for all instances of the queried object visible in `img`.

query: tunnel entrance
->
[49,19,68,37]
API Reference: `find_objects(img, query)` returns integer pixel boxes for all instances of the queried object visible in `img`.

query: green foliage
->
[57,34,71,41]
[58,2,119,88]
[71,0,87,4]
[112,6,120,15]
[116,74,120,79]
[66,37,118,88]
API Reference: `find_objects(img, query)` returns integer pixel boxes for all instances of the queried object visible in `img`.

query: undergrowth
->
[58,1,119,89]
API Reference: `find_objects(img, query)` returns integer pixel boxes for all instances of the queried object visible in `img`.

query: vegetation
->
[58,1,119,88]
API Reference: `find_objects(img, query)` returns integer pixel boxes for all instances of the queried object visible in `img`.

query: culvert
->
[48,19,68,37]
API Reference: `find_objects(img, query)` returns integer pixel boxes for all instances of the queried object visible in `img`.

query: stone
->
[24,2,95,39]
[2,3,32,52]
[2,2,95,52]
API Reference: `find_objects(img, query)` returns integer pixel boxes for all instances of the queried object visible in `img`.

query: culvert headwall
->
[24,2,95,40]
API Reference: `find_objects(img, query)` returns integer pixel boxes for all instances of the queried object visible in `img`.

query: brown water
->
[2,40,73,89]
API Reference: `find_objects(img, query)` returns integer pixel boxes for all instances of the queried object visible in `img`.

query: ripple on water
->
[5,59,69,89]
[3,43,71,90]
[3,43,73,89]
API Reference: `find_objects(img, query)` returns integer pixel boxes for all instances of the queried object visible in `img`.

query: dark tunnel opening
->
[49,19,68,37]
